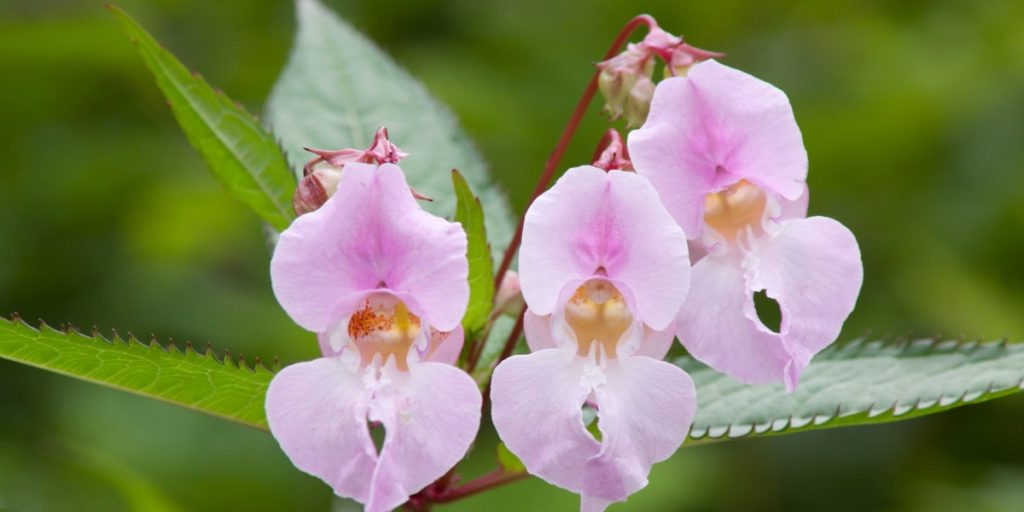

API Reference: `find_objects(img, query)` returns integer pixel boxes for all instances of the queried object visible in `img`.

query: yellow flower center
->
[703,179,767,242]
[564,280,633,359]
[348,294,421,371]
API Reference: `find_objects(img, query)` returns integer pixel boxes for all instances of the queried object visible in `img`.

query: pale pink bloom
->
[266,163,480,511]
[629,59,863,391]
[491,166,697,511]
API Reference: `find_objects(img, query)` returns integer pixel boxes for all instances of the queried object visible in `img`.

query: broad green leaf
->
[683,337,1024,442]
[109,6,295,230]
[452,170,494,334]
[0,316,272,429]
[265,0,513,254]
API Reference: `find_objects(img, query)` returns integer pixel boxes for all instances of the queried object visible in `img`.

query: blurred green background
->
[2,0,1023,510]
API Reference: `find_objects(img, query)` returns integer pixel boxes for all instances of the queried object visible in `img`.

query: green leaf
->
[683,337,1024,442]
[452,170,494,334]
[496,442,526,474]
[265,0,513,254]
[0,316,272,430]
[109,5,295,230]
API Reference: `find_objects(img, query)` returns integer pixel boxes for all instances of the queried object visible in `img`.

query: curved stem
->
[490,14,658,293]
[432,469,529,504]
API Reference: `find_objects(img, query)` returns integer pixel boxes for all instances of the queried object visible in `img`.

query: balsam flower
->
[491,166,696,511]
[628,59,863,391]
[266,163,481,511]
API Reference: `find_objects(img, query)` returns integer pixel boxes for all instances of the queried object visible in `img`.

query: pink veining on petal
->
[271,163,468,333]
[629,59,807,237]
[519,166,689,329]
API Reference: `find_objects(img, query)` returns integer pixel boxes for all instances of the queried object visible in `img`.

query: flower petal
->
[491,349,600,493]
[678,217,862,390]
[316,332,335,357]
[422,326,465,366]
[676,253,793,385]
[631,324,676,361]
[365,361,482,512]
[265,358,377,502]
[520,166,689,329]
[583,356,695,504]
[750,216,862,390]
[524,309,557,352]
[271,163,468,332]
[629,59,807,236]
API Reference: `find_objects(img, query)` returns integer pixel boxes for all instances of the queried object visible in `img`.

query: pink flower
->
[628,59,864,391]
[490,166,697,511]
[266,163,481,511]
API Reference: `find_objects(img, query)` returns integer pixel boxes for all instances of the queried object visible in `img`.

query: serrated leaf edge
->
[685,336,1023,444]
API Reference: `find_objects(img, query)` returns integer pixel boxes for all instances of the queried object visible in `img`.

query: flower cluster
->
[264,23,861,512]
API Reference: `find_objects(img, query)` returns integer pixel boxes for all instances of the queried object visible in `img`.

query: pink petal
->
[629,59,807,236]
[583,356,695,505]
[631,323,676,360]
[677,217,862,391]
[519,166,689,329]
[676,253,793,385]
[366,361,482,511]
[778,184,809,222]
[265,358,377,502]
[751,216,862,390]
[421,326,465,366]
[490,349,600,493]
[316,332,336,357]
[271,163,468,332]
[524,310,557,352]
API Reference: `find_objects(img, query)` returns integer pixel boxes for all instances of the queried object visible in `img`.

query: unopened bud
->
[292,166,342,215]
[495,271,523,317]
[669,43,726,77]
[639,26,682,60]
[365,127,409,164]
[625,75,655,128]
[597,68,636,120]
[597,44,651,121]
[591,128,633,172]
[302,127,408,176]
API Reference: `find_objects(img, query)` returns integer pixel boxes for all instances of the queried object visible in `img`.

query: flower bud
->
[292,166,342,215]
[591,128,633,172]
[625,74,655,128]
[495,271,523,317]
[365,127,409,164]
[596,44,650,120]
[302,127,408,176]
[639,26,682,60]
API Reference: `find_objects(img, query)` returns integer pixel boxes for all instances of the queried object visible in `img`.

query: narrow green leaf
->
[265,0,513,254]
[452,170,494,334]
[109,5,295,230]
[684,337,1024,442]
[0,316,272,430]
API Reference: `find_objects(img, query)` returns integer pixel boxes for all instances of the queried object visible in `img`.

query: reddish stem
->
[420,17,661,509]
[491,14,658,293]
[432,469,529,504]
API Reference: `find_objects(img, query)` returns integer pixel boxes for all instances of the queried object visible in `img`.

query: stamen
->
[347,294,421,371]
